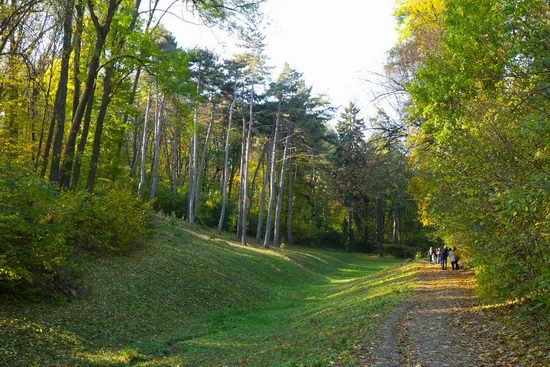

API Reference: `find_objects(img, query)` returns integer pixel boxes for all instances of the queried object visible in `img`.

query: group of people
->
[428,246,460,270]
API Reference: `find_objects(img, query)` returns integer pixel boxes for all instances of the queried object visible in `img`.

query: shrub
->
[0,159,150,287]
[0,160,69,283]
[152,185,186,218]
[67,187,150,252]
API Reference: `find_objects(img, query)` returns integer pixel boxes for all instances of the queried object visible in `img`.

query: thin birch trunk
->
[218,97,236,233]
[256,141,270,242]
[187,106,198,223]
[263,102,281,248]
[194,102,215,217]
[137,90,151,197]
[241,80,254,245]
[273,121,291,247]
[236,115,246,237]
[150,91,164,200]
[286,162,295,246]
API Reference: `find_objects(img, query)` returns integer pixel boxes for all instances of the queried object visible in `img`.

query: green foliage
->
[396,0,550,310]
[66,186,150,252]
[0,160,68,283]
[0,159,149,286]
[152,185,187,218]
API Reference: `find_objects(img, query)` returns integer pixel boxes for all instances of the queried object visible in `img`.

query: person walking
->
[449,247,457,270]
[441,246,449,270]
[452,247,460,270]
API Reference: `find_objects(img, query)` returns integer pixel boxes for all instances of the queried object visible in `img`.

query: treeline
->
[389,0,549,310]
[0,0,431,286]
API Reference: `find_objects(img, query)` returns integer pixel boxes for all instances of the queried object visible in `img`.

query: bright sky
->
[159,0,399,121]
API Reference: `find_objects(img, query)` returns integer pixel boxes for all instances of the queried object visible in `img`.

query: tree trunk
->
[170,127,179,196]
[71,0,84,120]
[48,0,74,183]
[392,199,401,245]
[70,83,95,189]
[194,102,215,217]
[218,97,236,233]
[241,83,254,245]
[247,141,267,220]
[376,197,385,256]
[346,208,353,252]
[35,48,56,171]
[256,140,270,242]
[274,120,291,247]
[263,102,281,248]
[286,162,295,246]
[363,198,370,249]
[86,66,113,193]
[62,0,121,189]
[236,116,246,237]
[227,158,237,202]
[150,92,164,200]
[187,106,198,223]
[137,89,151,197]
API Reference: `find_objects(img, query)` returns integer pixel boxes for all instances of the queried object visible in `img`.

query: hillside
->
[0,216,416,366]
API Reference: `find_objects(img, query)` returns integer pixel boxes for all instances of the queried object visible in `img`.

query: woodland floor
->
[353,262,550,367]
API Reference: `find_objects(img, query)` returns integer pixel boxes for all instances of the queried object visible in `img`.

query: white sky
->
[158,0,398,121]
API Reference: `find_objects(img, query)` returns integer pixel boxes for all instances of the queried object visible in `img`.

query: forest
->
[0,0,430,285]
[0,0,548,365]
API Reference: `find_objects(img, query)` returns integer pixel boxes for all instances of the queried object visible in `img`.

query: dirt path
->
[368,262,503,367]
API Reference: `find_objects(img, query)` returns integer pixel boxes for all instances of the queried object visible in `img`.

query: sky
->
[158,0,399,121]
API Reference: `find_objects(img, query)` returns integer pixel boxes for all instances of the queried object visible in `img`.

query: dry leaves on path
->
[362,262,549,367]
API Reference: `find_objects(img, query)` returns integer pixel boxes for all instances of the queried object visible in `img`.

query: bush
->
[67,187,150,252]
[152,185,186,218]
[0,159,150,287]
[0,160,68,283]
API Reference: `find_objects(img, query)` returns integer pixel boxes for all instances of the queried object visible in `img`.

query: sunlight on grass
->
[0,217,418,366]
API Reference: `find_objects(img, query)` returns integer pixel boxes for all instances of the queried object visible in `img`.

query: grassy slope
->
[0,216,417,367]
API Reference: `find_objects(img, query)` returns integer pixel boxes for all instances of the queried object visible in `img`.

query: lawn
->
[0,216,417,366]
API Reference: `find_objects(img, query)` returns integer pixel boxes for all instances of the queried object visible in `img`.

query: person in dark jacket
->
[441,246,449,270]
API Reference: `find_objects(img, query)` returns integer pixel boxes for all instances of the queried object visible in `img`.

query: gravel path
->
[369,262,500,367]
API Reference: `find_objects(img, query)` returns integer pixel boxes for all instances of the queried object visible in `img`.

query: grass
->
[0,215,417,366]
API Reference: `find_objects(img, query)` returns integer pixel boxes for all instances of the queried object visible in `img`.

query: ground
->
[357,262,550,367]
[0,217,415,366]
[1,218,548,366]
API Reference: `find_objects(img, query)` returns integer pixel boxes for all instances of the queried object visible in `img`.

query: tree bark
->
[256,140,270,242]
[86,66,113,193]
[71,0,84,120]
[392,199,401,245]
[274,120,291,247]
[194,102,215,217]
[241,85,254,245]
[236,115,246,237]
[218,96,236,233]
[70,84,95,189]
[48,0,74,183]
[150,91,164,200]
[346,208,353,252]
[62,0,121,190]
[263,102,281,248]
[137,89,151,197]
[286,162,295,246]
[376,197,385,256]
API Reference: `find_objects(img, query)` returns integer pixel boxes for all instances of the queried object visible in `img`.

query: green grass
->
[0,215,417,366]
